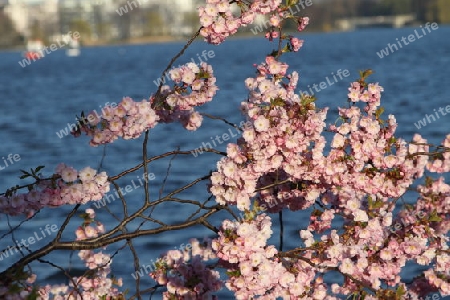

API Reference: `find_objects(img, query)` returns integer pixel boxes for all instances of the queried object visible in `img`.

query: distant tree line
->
[0,0,448,49]
[0,9,23,49]
[278,0,450,32]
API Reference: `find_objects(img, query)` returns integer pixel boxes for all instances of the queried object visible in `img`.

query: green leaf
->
[9,284,22,293]
[429,210,442,222]
[376,106,384,118]
[425,176,434,187]
[226,270,241,277]
[370,199,384,209]
[300,94,316,106]
[345,154,354,161]
[312,209,322,217]
[271,97,285,107]
[269,50,278,57]
[26,287,39,300]
[388,137,397,144]
[360,69,374,80]
[396,284,406,298]
[20,169,31,176]
[368,196,374,208]
[197,70,210,79]
[430,216,442,222]
[35,165,45,173]
[281,44,291,53]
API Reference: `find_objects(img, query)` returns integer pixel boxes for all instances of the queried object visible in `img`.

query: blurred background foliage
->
[0,0,449,49]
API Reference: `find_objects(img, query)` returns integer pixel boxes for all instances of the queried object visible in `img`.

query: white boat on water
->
[66,38,80,57]
[23,40,45,60]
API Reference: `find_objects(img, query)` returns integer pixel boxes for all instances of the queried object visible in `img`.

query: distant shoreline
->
[0,35,183,53]
[2,23,449,53]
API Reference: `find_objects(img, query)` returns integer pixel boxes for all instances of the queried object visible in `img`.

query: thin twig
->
[108,149,225,181]
[143,131,151,205]
[201,113,246,132]
[279,210,283,252]
[153,29,201,106]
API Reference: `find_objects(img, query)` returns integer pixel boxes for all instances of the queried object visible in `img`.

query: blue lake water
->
[1,26,450,299]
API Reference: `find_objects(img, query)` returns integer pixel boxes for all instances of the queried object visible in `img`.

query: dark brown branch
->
[104,179,126,222]
[129,284,163,300]
[142,131,151,205]
[128,238,142,300]
[159,147,179,199]
[254,179,291,191]
[53,204,79,243]
[109,149,225,181]
[0,176,57,197]
[0,208,221,280]
[35,258,83,297]
[186,195,215,222]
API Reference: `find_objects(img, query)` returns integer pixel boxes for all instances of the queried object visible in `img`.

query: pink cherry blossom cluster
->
[73,62,217,144]
[2,1,449,298]
[297,16,309,32]
[0,273,37,299]
[207,53,449,298]
[149,238,221,299]
[198,0,282,44]
[396,177,450,297]
[211,214,280,299]
[210,54,439,214]
[38,209,124,299]
[211,213,328,299]
[347,79,384,115]
[289,36,304,52]
[297,197,449,298]
[210,56,328,211]
[326,112,429,201]
[427,134,450,173]
[0,209,123,300]
[0,164,109,217]
[154,62,218,131]
[75,96,160,146]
